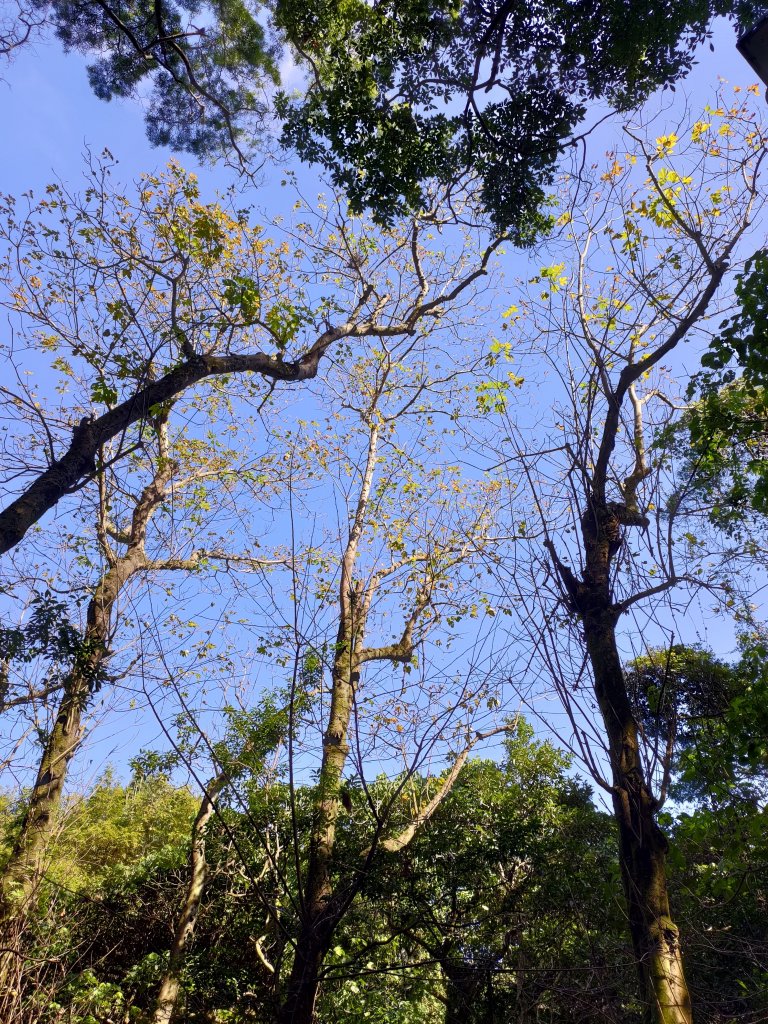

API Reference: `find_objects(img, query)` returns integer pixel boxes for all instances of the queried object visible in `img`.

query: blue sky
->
[0,18,759,213]
[0,17,765,796]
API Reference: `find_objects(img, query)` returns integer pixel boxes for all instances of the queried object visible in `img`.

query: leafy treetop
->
[275,0,767,234]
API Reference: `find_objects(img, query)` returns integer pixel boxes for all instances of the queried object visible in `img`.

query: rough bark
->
[276,627,361,1023]
[583,607,691,1024]
[559,500,692,1024]
[153,777,225,1024]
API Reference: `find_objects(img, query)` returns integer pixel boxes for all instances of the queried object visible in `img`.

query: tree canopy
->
[2,8,768,1024]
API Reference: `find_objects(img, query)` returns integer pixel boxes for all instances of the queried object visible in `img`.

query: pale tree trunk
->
[277,637,499,1024]
[276,401,497,1022]
[153,778,224,1024]
[0,444,176,983]
[278,416,431,1023]
[277,425,380,1024]
[276,628,362,1024]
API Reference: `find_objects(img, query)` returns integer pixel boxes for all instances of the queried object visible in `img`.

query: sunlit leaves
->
[276,0,762,233]
[223,274,261,320]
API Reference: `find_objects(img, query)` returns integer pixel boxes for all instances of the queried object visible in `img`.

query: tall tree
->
[2,0,280,158]
[275,0,763,232]
[497,90,767,1023]
[264,334,513,1022]
[8,3,763,236]
[0,409,219,940]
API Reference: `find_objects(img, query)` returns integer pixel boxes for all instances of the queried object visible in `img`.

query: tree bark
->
[0,451,174,933]
[583,608,691,1024]
[0,541,152,1001]
[571,502,692,1024]
[153,777,224,1024]
[0,550,144,926]
[277,424,380,1024]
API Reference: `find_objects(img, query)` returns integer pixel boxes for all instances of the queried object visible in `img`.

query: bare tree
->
[495,89,768,1024]
[0,390,286,996]
[0,161,502,555]
[0,1,44,61]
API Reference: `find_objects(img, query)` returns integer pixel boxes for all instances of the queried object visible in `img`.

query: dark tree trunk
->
[571,501,692,1024]
[277,926,332,1024]
[443,959,485,1024]
[583,609,691,1024]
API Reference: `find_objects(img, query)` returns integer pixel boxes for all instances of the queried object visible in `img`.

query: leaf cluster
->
[45,0,280,156]
[275,0,764,233]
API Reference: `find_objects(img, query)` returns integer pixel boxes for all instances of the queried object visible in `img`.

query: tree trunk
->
[582,610,691,1024]
[575,502,692,1024]
[153,778,223,1024]
[277,929,331,1024]
[0,576,121,991]
[443,958,485,1024]
[0,671,89,919]
[277,628,359,1024]
[0,539,150,933]
[277,424,380,1023]
[0,449,174,966]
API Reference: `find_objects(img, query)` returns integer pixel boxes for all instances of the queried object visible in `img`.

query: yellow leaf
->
[655,133,678,155]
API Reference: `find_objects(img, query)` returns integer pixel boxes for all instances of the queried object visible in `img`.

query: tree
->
[679,244,768,534]
[2,0,279,159]
[0,161,500,554]
[7,3,763,234]
[0,404,246,991]
[496,90,767,1023]
[1,171,511,1019]
[626,643,768,1018]
[275,0,762,233]
[628,640,768,808]
[153,691,293,1024]
[0,1,44,61]
[258,332,514,1022]
[359,723,630,1024]
[0,720,628,1024]
[0,335,293,986]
